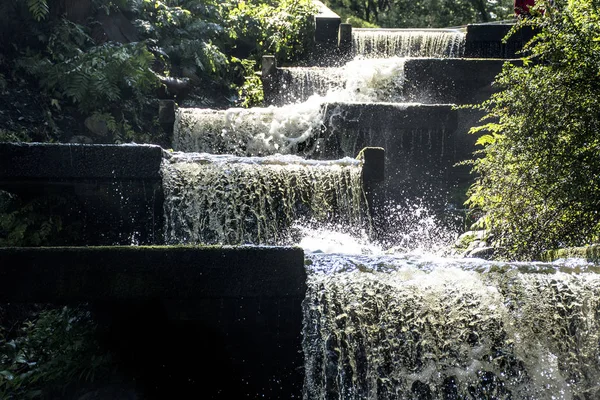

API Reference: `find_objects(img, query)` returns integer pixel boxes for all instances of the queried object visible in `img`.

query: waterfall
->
[352,29,466,59]
[303,255,600,399]
[173,100,326,156]
[282,67,346,102]
[174,58,408,155]
[281,57,407,104]
[160,15,600,400]
[162,152,366,245]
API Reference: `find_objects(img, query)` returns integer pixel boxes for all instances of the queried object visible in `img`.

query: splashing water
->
[303,254,600,399]
[295,222,381,256]
[173,58,411,155]
[296,199,459,257]
[173,97,326,155]
[162,152,367,245]
[281,57,407,104]
[352,28,466,59]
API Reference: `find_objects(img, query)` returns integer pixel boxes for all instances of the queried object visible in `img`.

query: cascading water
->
[280,57,407,104]
[302,255,600,399]
[174,57,408,155]
[173,101,325,156]
[164,18,600,399]
[162,152,366,245]
[352,28,465,59]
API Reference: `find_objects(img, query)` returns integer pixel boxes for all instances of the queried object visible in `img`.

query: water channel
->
[162,25,600,399]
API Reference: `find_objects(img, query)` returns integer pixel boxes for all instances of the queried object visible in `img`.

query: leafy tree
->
[467,0,600,259]
[0,0,318,142]
[224,0,316,64]
[324,0,514,28]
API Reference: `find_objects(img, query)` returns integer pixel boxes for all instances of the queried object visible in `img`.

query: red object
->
[515,0,536,15]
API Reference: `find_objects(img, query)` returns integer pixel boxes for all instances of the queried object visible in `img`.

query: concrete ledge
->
[464,23,536,58]
[404,58,517,104]
[542,245,600,263]
[0,143,163,181]
[0,246,306,302]
[0,143,165,246]
[313,0,341,44]
[323,102,457,130]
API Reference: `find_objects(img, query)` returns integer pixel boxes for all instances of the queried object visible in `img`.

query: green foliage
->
[0,307,110,399]
[16,16,158,113]
[0,191,82,247]
[467,0,600,259]
[0,129,33,143]
[235,58,264,107]
[325,0,514,28]
[0,0,319,141]
[26,0,49,21]
[20,40,157,115]
[225,0,317,64]
[132,0,230,81]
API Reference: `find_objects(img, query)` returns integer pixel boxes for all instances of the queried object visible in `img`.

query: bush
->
[0,307,111,399]
[467,0,600,259]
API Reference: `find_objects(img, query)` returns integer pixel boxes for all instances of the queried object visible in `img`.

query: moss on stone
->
[542,244,600,263]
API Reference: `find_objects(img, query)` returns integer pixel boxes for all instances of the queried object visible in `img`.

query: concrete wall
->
[314,103,481,217]
[403,58,516,104]
[0,245,307,398]
[0,143,164,245]
[464,23,536,58]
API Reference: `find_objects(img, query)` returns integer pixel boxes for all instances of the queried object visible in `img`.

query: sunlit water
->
[352,28,465,58]
[302,248,600,399]
[295,202,600,400]
[164,26,600,400]
[173,58,413,155]
[162,152,366,245]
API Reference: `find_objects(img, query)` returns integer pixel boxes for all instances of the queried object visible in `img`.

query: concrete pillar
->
[158,100,175,124]
[261,55,277,78]
[313,0,341,45]
[338,23,353,50]
[359,147,386,239]
[159,99,176,136]
[261,55,277,104]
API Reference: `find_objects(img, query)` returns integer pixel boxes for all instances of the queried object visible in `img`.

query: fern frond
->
[26,0,49,21]
[92,74,120,102]
[64,70,90,103]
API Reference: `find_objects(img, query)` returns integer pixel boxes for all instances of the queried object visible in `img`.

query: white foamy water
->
[352,28,466,58]
[174,57,413,155]
[281,57,407,104]
[173,96,327,155]
[162,152,366,245]
[304,253,600,399]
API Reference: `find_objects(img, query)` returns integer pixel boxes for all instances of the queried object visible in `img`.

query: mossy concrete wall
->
[542,245,600,263]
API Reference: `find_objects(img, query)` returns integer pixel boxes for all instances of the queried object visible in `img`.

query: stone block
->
[464,23,536,58]
[0,246,306,302]
[0,143,164,245]
[403,58,516,104]
[0,142,163,180]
